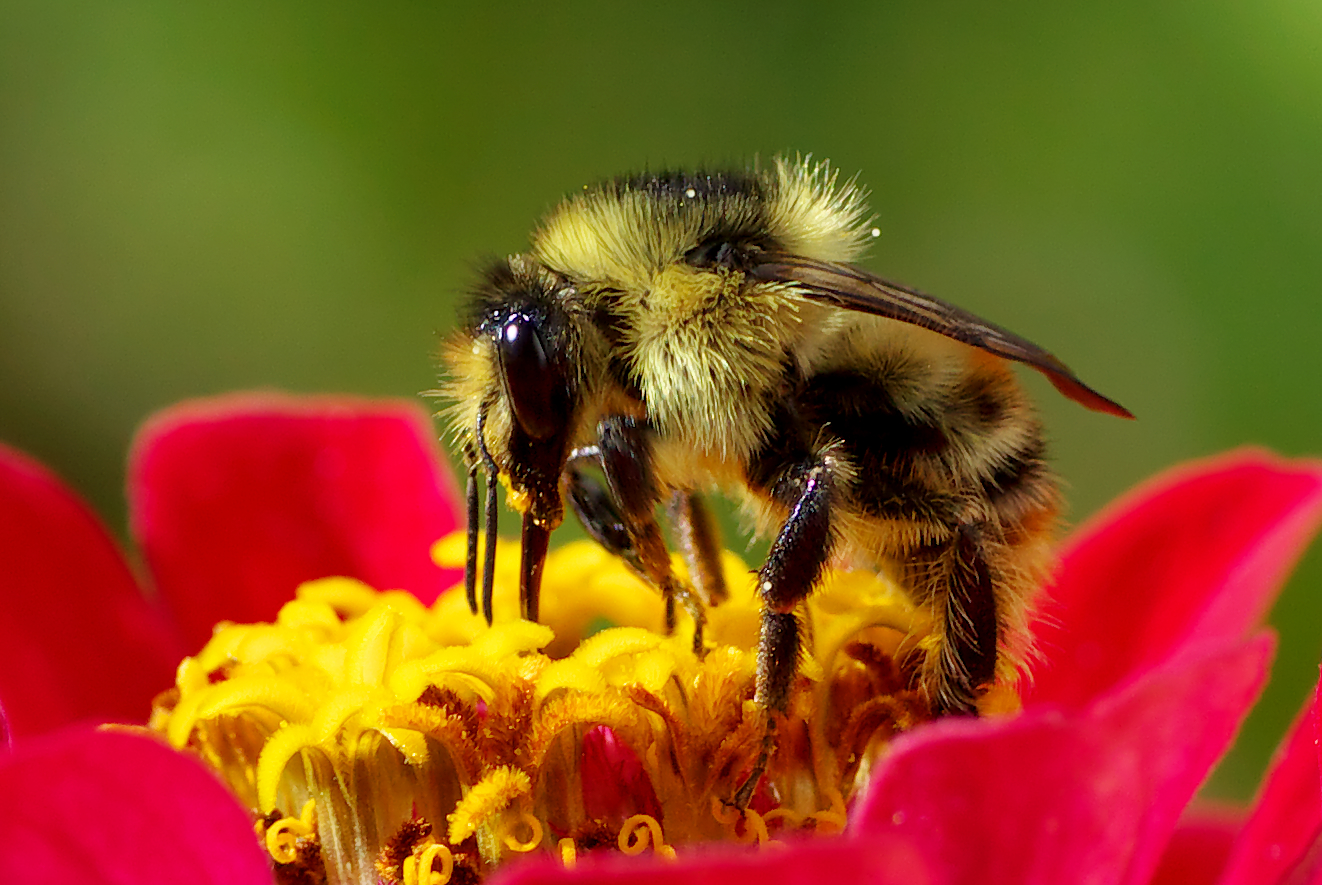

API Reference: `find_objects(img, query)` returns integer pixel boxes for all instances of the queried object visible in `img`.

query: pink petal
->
[852,634,1273,885]
[130,393,463,650]
[0,728,274,885]
[1028,450,1322,710]
[1217,670,1322,885]
[0,444,184,739]
[1148,805,1241,885]
[492,831,936,885]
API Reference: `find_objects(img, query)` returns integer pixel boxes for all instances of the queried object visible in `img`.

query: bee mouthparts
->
[519,512,550,622]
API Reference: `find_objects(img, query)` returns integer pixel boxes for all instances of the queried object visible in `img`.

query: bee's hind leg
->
[565,417,706,653]
[904,518,1004,716]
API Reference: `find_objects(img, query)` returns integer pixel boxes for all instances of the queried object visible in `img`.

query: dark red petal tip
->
[128,393,464,649]
[580,725,662,824]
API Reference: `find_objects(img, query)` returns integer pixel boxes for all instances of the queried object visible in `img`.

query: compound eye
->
[497,315,562,440]
[685,236,769,271]
[684,240,738,269]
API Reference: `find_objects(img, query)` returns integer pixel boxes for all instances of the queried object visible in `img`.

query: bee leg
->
[565,456,645,568]
[598,417,707,653]
[568,418,707,654]
[905,518,1001,715]
[732,453,840,808]
[667,490,729,606]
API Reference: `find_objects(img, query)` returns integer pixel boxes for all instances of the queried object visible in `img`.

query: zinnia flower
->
[1,393,1320,885]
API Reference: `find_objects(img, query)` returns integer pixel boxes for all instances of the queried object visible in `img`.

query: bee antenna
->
[476,404,499,625]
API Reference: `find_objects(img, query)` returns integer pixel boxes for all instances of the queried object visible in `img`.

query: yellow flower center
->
[151,534,1003,885]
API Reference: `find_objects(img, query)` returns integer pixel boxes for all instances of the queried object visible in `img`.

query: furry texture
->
[441,155,1122,714]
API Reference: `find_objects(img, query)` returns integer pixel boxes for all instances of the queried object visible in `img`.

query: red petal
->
[0,728,274,885]
[1217,670,1322,885]
[129,394,463,650]
[0,445,184,739]
[1148,805,1241,885]
[852,634,1273,885]
[580,725,663,823]
[1028,450,1322,709]
[492,832,936,885]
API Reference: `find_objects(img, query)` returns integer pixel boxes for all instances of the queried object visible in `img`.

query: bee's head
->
[443,256,600,619]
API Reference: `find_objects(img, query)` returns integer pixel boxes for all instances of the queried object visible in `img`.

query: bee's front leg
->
[564,416,706,651]
[565,454,646,567]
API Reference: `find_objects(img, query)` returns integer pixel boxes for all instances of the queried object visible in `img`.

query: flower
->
[151,538,916,883]
[0,393,1320,885]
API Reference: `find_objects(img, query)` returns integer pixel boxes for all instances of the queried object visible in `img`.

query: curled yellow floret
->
[261,799,317,864]
[618,814,676,860]
[502,812,545,852]
[403,841,454,885]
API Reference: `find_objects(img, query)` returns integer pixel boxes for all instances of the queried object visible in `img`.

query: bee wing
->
[751,256,1134,419]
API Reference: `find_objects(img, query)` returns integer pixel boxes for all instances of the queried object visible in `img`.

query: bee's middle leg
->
[565,416,705,649]
[667,490,729,606]
[732,450,842,808]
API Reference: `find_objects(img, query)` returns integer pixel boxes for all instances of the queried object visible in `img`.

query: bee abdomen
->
[777,364,1047,525]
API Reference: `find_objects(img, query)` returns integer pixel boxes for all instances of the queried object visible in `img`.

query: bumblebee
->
[443,157,1131,794]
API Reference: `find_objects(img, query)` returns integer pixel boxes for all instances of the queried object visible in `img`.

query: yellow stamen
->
[502,813,544,852]
[709,799,774,847]
[262,799,317,864]
[404,841,455,885]
[814,787,849,834]
[761,807,804,828]
[734,809,770,847]
[617,814,676,860]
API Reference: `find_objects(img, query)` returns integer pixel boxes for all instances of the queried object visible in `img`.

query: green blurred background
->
[2,1,1320,799]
